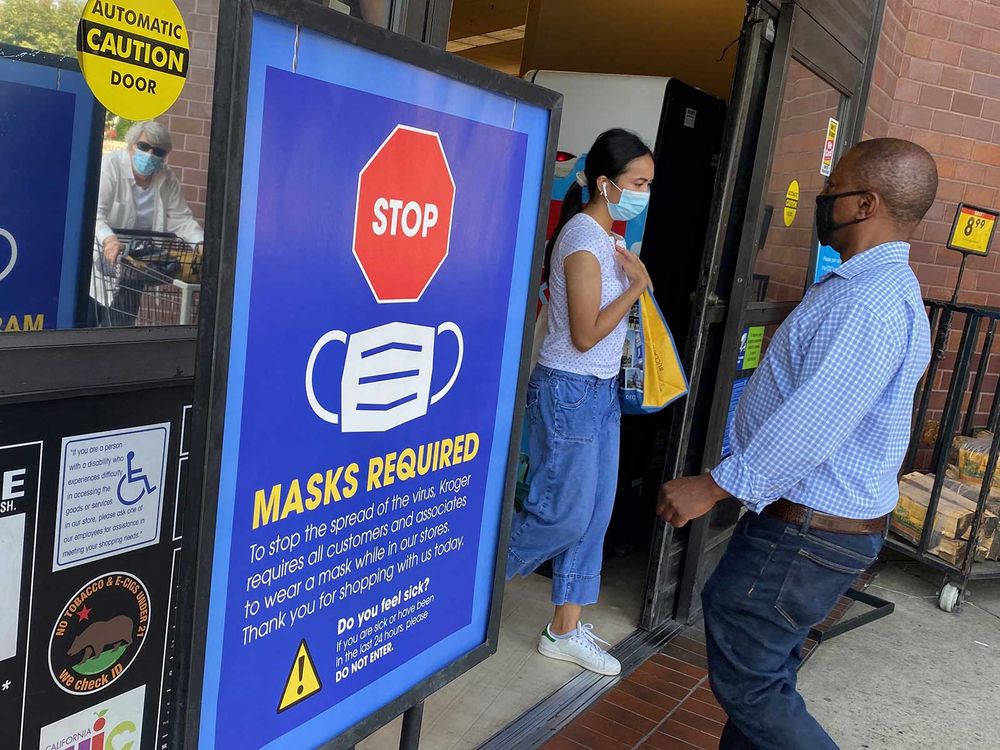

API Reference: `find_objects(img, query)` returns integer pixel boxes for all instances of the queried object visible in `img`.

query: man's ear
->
[857,191,879,220]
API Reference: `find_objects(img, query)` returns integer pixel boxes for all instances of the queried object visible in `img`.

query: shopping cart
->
[92,229,202,326]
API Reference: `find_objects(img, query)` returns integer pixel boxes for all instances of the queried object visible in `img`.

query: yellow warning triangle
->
[277,639,323,713]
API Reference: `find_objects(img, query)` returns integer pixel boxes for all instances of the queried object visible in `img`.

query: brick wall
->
[161,0,219,224]
[864,0,1000,432]
[864,0,912,139]
[867,0,1000,304]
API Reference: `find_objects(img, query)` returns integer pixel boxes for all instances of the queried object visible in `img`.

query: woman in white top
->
[507,129,654,675]
[91,120,203,325]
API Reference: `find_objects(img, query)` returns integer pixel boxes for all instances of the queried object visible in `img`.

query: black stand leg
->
[808,587,895,644]
[399,702,424,750]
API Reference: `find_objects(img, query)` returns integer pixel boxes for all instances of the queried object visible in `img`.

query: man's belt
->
[764,499,887,535]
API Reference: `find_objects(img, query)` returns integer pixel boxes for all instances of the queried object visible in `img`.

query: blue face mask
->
[132,150,163,177]
[603,179,650,222]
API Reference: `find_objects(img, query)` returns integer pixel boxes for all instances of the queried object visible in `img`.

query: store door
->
[644,0,882,627]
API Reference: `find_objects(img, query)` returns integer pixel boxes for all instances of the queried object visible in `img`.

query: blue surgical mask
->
[132,150,163,177]
[603,179,650,221]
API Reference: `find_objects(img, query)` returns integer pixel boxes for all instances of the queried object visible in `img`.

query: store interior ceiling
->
[447,0,530,74]
[447,0,747,99]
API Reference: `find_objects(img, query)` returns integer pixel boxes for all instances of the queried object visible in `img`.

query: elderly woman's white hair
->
[125,120,173,152]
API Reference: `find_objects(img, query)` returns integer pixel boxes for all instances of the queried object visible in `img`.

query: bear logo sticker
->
[49,572,150,695]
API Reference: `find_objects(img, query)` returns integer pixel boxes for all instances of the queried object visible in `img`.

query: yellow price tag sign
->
[948,203,998,256]
[76,0,190,121]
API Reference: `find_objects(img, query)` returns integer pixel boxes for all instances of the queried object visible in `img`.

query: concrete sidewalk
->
[544,556,1000,750]
[799,557,1000,750]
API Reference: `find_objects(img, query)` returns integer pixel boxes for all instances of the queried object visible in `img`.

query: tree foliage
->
[0,0,85,57]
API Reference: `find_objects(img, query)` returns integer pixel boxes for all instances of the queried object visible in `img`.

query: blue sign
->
[199,14,550,748]
[0,56,98,330]
[814,242,841,283]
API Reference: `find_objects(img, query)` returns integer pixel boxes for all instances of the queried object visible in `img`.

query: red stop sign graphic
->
[353,125,456,302]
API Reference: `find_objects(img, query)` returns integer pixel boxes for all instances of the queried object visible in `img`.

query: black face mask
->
[815,190,870,249]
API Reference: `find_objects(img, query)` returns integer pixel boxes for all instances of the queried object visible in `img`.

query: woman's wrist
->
[629,278,648,296]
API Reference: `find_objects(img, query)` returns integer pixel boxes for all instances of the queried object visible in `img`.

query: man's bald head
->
[839,138,939,228]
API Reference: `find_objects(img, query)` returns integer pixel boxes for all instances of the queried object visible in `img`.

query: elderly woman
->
[91,120,203,325]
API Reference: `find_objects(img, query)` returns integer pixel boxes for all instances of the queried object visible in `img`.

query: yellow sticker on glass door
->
[783,180,799,227]
[76,0,190,120]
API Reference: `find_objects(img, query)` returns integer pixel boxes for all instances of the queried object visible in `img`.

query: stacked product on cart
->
[893,470,1000,565]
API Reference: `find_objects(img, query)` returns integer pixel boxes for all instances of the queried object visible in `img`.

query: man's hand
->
[657,475,731,527]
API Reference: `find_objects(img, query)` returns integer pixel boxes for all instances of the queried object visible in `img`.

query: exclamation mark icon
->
[278,639,321,713]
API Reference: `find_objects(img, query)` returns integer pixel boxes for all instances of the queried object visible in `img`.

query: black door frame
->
[647,0,887,627]
[403,0,893,642]
[392,0,452,47]
[640,1,782,629]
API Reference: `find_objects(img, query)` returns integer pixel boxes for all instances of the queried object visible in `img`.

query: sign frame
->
[177,1,561,748]
[946,202,998,257]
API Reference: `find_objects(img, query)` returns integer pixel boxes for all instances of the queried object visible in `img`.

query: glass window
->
[753,59,844,303]
[1,0,400,334]
[328,0,392,28]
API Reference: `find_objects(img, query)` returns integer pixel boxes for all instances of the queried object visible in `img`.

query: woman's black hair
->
[543,128,652,282]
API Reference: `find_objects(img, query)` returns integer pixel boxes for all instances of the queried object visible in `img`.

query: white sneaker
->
[537,622,621,676]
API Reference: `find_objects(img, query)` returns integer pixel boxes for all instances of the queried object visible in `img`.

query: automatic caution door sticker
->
[783,180,799,227]
[76,0,190,120]
[49,572,150,695]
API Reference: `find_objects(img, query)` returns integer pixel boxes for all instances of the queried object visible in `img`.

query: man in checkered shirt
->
[658,138,937,749]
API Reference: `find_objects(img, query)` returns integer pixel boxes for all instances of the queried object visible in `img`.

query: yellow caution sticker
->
[783,180,799,227]
[948,204,998,256]
[277,639,322,713]
[76,0,190,120]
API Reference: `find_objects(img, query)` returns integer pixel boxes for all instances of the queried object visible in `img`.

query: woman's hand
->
[103,236,123,264]
[616,246,652,292]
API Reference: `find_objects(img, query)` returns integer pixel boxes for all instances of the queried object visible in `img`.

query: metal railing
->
[892,300,1000,608]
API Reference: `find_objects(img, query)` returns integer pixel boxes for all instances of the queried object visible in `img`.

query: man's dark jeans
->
[702,510,882,749]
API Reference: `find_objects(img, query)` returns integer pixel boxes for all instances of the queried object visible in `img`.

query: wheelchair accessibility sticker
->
[118,450,158,504]
[54,423,170,571]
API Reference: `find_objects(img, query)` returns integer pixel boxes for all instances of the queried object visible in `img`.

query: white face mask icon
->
[306,321,463,432]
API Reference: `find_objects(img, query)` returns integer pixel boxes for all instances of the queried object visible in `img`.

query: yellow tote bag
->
[620,290,688,414]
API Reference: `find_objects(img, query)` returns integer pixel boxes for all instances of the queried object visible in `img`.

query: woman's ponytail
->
[543,181,585,282]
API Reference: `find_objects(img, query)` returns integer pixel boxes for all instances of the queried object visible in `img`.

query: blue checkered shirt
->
[712,242,931,519]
